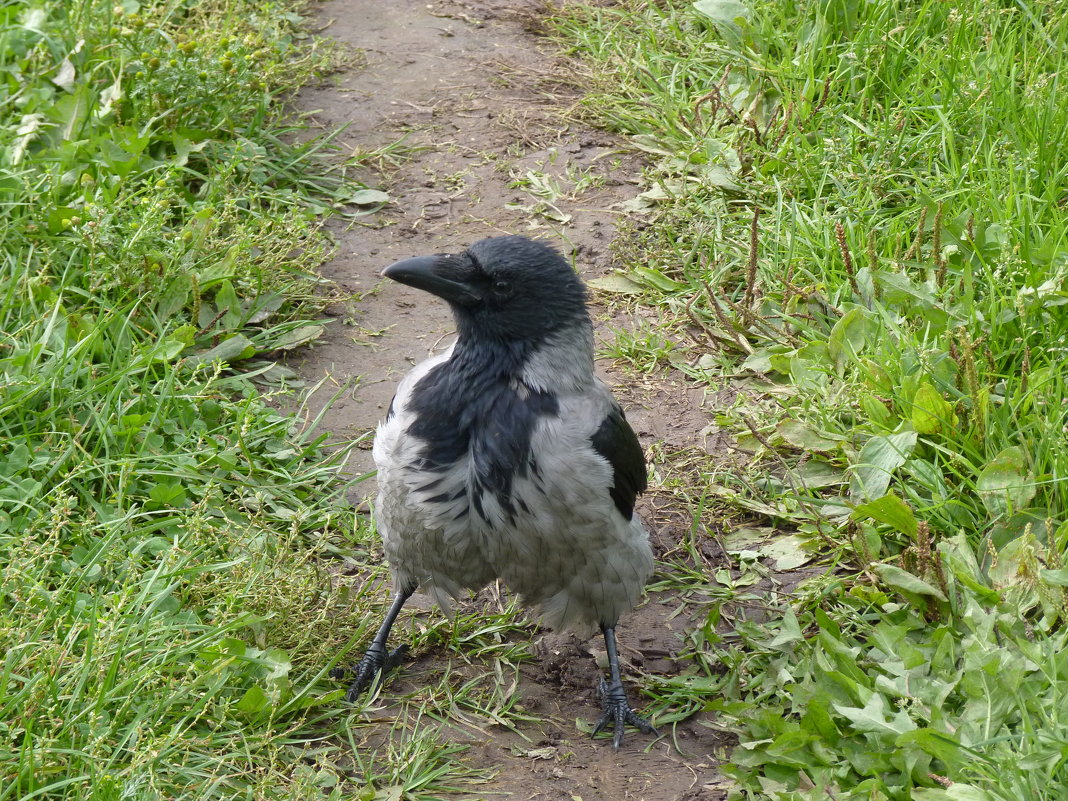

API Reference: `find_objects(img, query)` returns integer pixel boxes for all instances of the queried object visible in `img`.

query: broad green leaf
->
[896,727,965,771]
[722,526,775,550]
[792,459,847,489]
[797,339,830,367]
[215,280,242,329]
[834,693,917,736]
[348,188,389,206]
[777,419,843,452]
[859,392,895,429]
[760,534,813,570]
[1041,568,1068,586]
[874,563,947,601]
[156,273,191,321]
[153,334,187,363]
[628,134,675,157]
[741,348,776,373]
[911,381,956,435]
[587,272,644,294]
[789,353,824,390]
[197,637,247,670]
[989,509,1050,550]
[874,269,937,309]
[169,324,196,349]
[938,534,999,601]
[800,697,840,743]
[701,164,742,191]
[631,266,685,292]
[976,446,1036,515]
[767,608,803,647]
[247,292,285,325]
[189,334,256,365]
[827,307,870,371]
[693,0,750,29]
[4,443,31,474]
[853,493,918,539]
[148,481,186,507]
[262,647,292,677]
[195,241,237,288]
[270,324,325,351]
[988,532,1042,593]
[849,431,917,502]
[47,205,80,234]
[237,684,270,719]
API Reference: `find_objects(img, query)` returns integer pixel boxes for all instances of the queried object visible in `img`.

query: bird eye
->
[492,279,512,295]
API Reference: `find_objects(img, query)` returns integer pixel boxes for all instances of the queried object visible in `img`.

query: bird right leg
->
[331,585,414,701]
[591,625,658,748]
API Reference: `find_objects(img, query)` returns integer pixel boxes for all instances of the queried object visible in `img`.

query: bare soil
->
[289,1,733,797]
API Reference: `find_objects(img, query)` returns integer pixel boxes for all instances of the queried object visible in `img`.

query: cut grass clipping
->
[554,1,1068,799]
[0,1,511,799]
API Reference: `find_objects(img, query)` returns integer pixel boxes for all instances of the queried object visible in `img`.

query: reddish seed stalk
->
[743,206,760,309]
[933,202,946,287]
[835,221,859,296]
[905,206,928,263]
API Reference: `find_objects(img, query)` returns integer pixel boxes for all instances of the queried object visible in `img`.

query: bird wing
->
[588,391,647,521]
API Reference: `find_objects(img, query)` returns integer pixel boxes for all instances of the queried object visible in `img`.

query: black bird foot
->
[330,642,410,701]
[592,677,658,748]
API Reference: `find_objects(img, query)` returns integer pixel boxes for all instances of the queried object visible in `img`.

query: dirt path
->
[291,1,727,798]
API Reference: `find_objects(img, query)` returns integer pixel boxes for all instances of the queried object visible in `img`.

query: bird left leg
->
[330,586,414,701]
[591,625,658,748]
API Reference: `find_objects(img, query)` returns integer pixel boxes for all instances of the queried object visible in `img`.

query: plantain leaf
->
[911,381,956,435]
[976,446,1036,516]
[853,492,918,539]
[874,563,947,601]
[850,431,917,502]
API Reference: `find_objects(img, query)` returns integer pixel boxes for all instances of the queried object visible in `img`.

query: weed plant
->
[554,1,1068,797]
[0,1,506,798]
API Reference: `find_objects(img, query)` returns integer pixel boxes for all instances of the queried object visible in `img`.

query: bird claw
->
[591,677,658,748]
[331,643,410,701]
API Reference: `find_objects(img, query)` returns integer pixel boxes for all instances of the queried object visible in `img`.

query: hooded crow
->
[336,235,657,747]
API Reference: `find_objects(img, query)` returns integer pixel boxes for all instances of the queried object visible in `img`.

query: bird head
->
[382,236,589,344]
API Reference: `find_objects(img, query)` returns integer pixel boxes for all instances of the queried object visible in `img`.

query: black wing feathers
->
[590,404,646,520]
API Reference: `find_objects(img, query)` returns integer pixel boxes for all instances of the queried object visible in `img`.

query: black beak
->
[382,255,481,306]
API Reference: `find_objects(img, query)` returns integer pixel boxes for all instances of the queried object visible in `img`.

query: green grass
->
[0,1,540,798]
[552,0,1068,798]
